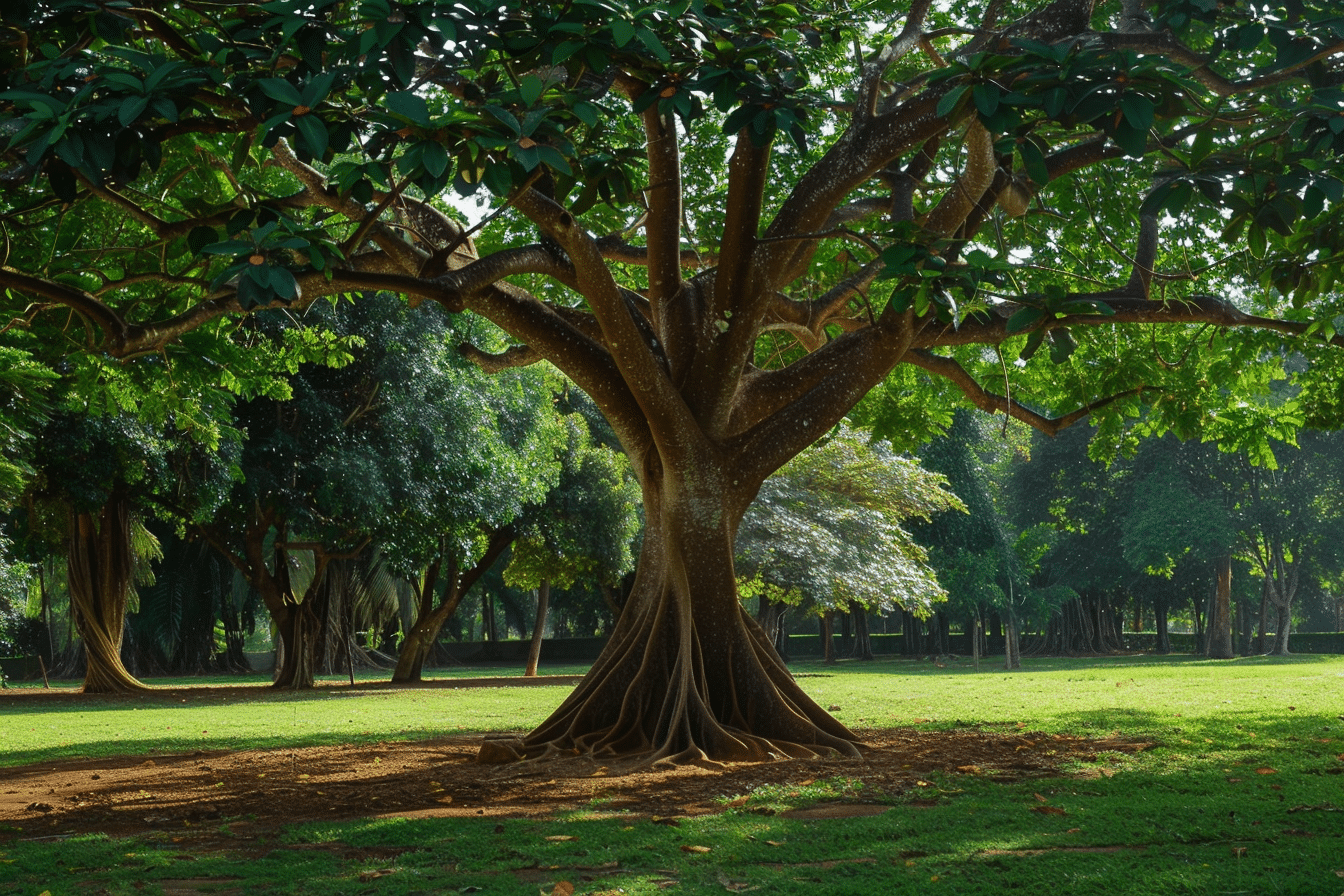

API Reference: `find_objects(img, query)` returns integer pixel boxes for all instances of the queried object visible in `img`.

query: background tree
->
[20,410,238,692]
[3,0,1343,757]
[735,424,963,661]
[504,413,641,677]
[913,412,1031,667]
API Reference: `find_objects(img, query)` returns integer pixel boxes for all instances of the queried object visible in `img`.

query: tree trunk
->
[1004,610,1021,670]
[67,501,148,694]
[392,530,513,683]
[525,580,551,677]
[272,600,320,689]
[1256,578,1270,654]
[850,604,872,660]
[820,611,836,664]
[507,470,861,764]
[1265,539,1300,656]
[902,611,920,656]
[1154,597,1171,655]
[1206,555,1234,659]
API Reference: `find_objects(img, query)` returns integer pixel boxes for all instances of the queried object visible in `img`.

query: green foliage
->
[0,346,56,507]
[736,423,964,616]
[504,414,640,591]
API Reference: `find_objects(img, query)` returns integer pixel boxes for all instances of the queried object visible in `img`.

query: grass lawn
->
[2,653,1342,895]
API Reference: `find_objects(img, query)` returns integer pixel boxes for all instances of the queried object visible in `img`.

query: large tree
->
[3,1,1343,757]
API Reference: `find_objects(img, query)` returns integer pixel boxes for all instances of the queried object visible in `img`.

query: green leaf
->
[611,18,635,47]
[519,73,544,107]
[936,85,968,118]
[637,27,671,62]
[1018,139,1050,186]
[421,141,450,178]
[1048,328,1077,364]
[1119,93,1155,131]
[268,265,299,301]
[201,239,256,256]
[1005,306,1046,333]
[187,226,218,256]
[973,83,999,117]
[484,105,522,135]
[385,90,428,123]
[1019,328,1046,360]
[117,95,149,126]
[294,114,328,158]
[257,78,304,107]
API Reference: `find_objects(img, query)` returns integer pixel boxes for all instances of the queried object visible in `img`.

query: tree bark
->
[1004,609,1021,670]
[850,604,873,660]
[1154,596,1171,654]
[504,467,861,764]
[1206,554,1235,659]
[525,580,551,677]
[67,501,148,694]
[392,528,513,683]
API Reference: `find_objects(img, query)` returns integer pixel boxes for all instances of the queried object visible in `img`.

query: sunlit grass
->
[2,654,1342,895]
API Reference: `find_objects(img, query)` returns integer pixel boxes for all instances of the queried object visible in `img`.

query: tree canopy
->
[3,0,1343,759]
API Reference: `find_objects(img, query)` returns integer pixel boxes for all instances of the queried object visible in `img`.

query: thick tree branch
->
[733,314,917,485]
[1095,32,1344,98]
[595,235,712,269]
[920,295,1344,350]
[905,348,1149,435]
[857,0,937,118]
[0,267,127,349]
[269,141,425,274]
[641,105,684,310]
[459,343,541,372]
[761,259,886,349]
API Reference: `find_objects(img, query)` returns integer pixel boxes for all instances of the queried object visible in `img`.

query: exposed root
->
[479,594,866,767]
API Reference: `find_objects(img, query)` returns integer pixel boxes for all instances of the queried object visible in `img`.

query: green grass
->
[0,663,593,767]
[3,654,1342,895]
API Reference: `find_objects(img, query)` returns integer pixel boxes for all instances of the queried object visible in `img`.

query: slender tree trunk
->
[525,580,551,677]
[1154,597,1170,654]
[820,611,836,664]
[1004,610,1021,670]
[850,604,872,660]
[1206,554,1234,659]
[393,586,462,683]
[392,529,513,683]
[902,611,919,656]
[1271,604,1292,655]
[67,502,148,694]
[509,466,860,764]
[1237,594,1253,656]
[1257,578,1270,654]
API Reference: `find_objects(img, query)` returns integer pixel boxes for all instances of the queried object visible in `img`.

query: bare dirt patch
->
[0,725,1149,842]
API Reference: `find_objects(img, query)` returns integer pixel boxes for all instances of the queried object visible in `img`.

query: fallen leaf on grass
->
[1226,778,1242,784]
[681,845,712,854]
[548,882,575,896]
[766,840,785,847]
[1033,793,1048,803]
[957,765,981,774]
[1255,767,1278,775]
[544,835,577,842]
[358,869,394,882]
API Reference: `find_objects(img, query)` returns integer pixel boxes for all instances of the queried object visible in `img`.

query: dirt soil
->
[1,687,1151,844]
